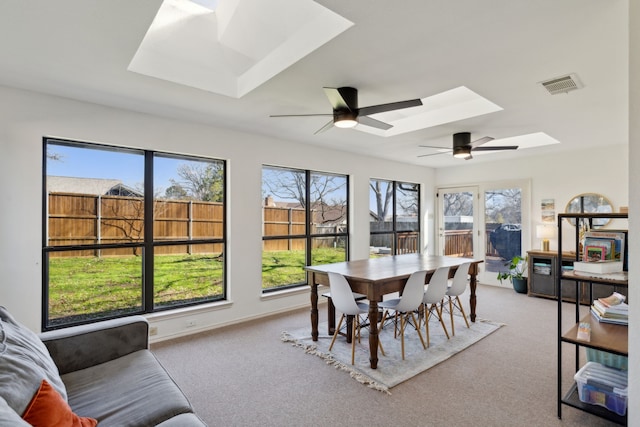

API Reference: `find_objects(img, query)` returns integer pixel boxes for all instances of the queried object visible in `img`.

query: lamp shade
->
[536,224,556,239]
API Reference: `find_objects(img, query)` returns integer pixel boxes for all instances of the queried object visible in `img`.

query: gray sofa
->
[0,307,206,426]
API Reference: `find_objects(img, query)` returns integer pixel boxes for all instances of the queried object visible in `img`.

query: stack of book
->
[591,292,628,325]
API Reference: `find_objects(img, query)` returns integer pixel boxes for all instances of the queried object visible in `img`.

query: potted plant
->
[497,255,528,293]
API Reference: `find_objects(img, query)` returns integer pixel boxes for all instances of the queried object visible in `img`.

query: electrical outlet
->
[149,326,158,336]
[186,320,196,328]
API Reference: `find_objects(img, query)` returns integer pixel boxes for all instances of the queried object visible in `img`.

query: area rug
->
[281,315,504,394]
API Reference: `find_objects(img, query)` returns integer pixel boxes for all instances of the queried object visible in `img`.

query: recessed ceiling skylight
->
[470,132,560,155]
[128,0,353,98]
[356,86,503,137]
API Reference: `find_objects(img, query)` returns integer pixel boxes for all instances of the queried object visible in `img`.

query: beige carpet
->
[282,314,504,394]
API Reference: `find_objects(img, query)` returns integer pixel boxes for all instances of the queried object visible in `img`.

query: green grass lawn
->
[48,247,345,321]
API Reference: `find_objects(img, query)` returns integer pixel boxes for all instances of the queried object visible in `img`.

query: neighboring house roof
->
[47,176,142,197]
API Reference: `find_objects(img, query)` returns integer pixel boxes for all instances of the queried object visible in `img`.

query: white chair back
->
[394,270,427,313]
[448,262,471,296]
[328,272,362,316]
[423,266,450,304]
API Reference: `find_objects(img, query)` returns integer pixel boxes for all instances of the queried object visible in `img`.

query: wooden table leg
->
[327,296,336,335]
[345,315,353,343]
[469,271,477,322]
[311,276,319,341]
[368,300,379,369]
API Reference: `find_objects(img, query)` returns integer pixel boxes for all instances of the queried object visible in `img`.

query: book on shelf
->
[591,292,628,325]
[598,291,626,307]
[592,300,628,317]
[573,260,623,274]
[583,230,626,263]
[590,307,628,325]
[584,245,606,261]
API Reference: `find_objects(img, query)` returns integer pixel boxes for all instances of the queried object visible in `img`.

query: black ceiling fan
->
[418,132,518,160]
[270,87,422,134]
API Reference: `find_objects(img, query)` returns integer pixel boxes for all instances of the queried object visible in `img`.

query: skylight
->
[128,0,353,98]
[356,86,503,137]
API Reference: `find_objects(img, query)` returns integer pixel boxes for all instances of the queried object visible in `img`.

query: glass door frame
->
[436,185,481,261]
[436,180,531,287]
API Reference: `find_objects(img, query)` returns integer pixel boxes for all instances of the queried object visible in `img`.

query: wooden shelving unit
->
[556,213,628,425]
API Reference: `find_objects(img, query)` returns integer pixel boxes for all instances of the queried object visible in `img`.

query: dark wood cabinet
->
[528,250,626,304]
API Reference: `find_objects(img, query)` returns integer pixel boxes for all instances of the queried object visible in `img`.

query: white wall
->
[0,85,435,338]
[628,0,639,422]
[435,145,629,254]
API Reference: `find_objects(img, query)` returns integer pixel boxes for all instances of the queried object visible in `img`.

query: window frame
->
[42,137,227,330]
[261,166,349,292]
[369,179,421,256]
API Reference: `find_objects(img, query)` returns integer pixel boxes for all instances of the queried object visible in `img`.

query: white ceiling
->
[0,0,628,168]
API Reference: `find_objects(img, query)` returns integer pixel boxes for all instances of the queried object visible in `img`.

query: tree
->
[168,162,224,202]
[443,192,473,217]
[485,189,521,224]
[370,180,393,220]
[262,168,347,225]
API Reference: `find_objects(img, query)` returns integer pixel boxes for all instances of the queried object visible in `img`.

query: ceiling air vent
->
[540,73,583,95]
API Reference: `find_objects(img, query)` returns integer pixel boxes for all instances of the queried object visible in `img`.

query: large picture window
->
[369,179,420,256]
[43,138,226,329]
[262,166,348,291]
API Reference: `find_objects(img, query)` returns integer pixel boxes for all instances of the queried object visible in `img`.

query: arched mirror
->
[564,193,613,228]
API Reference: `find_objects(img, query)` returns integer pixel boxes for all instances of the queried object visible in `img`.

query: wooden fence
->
[49,193,502,258]
[262,206,345,251]
[48,193,224,257]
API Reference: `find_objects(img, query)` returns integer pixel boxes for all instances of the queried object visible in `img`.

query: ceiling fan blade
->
[358,115,392,130]
[314,119,335,135]
[323,87,357,111]
[270,113,332,117]
[358,98,422,116]
[469,136,495,148]
[418,145,449,149]
[471,145,519,151]
[417,152,449,158]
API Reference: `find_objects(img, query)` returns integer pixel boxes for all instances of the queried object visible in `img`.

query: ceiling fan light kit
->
[453,145,472,160]
[333,111,358,128]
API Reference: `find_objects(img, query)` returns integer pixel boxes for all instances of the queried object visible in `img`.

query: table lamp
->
[536,224,556,252]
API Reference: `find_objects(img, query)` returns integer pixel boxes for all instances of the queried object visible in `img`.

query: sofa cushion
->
[0,395,31,427]
[62,350,194,427]
[22,379,97,427]
[0,307,67,416]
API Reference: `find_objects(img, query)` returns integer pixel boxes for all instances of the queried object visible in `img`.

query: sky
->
[47,143,194,193]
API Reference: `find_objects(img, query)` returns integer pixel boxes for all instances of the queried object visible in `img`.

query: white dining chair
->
[443,262,472,336]
[327,272,384,364]
[378,270,427,360]
[420,266,451,347]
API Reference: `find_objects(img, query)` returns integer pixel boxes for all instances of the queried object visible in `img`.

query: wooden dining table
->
[305,254,483,369]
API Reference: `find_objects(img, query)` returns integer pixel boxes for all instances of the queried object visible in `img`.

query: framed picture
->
[541,198,555,223]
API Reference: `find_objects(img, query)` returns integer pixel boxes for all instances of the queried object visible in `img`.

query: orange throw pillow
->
[22,379,98,427]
